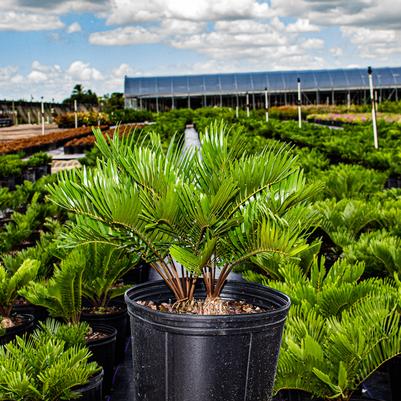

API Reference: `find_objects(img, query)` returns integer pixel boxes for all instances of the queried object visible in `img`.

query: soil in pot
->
[125,280,291,401]
[0,313,35,345]
[81,302,128,364]
[86,324,117,396]
[74,369,104,401]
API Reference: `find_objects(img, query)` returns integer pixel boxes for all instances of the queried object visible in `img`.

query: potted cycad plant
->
[48,123,318,401]
[0,322,102,401]
[263,258,401,401]
[78,242,138,362]
[0,259,39,345]
[20,249,117,394]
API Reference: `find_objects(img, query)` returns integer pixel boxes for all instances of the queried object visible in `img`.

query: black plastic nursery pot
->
[81,302,128,364]
[87,324,117,395]
[75,369,104,401]
[125,280,291,401]
[387,354,401,401]
[0,313,35,346]
[12,301,49,324]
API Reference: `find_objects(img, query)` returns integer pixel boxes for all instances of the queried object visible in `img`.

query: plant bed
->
[63,123,145,154]
[0,313,35,345]
[125,280,290,401]
[0,126,108,156]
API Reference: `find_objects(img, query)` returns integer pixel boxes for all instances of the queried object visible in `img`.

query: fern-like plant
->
[0,259,39,318]
[314,199,379,249]
[20,250,83,325]
[0,325,100,401]
[68,242,138,309]
[47,123,319,305]
[320,163,387,200]
[257,258,401,401]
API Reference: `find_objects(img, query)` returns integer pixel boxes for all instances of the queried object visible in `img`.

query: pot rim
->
[125,280,290,333]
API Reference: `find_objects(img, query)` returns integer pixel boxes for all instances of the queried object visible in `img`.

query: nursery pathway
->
[183,124,201,152]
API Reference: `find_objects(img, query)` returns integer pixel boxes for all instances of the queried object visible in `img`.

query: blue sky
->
[1,0,400,101]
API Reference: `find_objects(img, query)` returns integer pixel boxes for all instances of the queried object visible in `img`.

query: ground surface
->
[0,124,67,142]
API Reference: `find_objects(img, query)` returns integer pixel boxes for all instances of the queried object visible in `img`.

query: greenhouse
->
[124,66,401,111]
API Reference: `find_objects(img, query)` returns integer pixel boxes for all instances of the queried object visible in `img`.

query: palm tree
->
[48,122,318,310]
[72,84,84,98]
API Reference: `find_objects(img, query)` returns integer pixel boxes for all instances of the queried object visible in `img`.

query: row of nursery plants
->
[0,126,107,155]
[64,123,147,154]
[54,111,111,128]
[2,109,401,400]
[54,109,153,128]
[307,112,401,126]
[0,174,141,398]
[0,152,52,189]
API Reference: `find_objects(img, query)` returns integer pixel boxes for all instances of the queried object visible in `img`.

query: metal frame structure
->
[124,67,401,110]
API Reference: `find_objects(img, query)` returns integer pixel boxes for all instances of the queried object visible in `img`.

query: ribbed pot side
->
[125,280,291,401]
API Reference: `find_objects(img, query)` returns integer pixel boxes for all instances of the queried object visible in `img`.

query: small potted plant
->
[78,242,138,362]
[25,152,52,180]
[48,124,319,400]
[0,259,39,345]
[0,322,102,401]
[20,250,117,394]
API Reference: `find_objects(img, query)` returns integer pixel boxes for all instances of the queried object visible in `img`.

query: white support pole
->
[264,87,269,123]
[41,98,45,135]
[246,92,250,118]
[156,97,159,114]
[368,66,379,149]
[297,78,302,128]
[235,94,239,118]
[347,92,351,109]
[74,99,78,129]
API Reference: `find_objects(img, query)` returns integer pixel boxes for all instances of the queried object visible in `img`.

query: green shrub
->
[0,259,39,318]
[251,258,401,401]
[314,199,380,249]
[110,109,153,124]
[319,164,388,200]
[26,152,52,168]
[0,325,99,401]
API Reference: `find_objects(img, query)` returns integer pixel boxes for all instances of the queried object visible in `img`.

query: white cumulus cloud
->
[66,22,82,33]
[0,11,64,31]
[105,0,272,25]
[67,61,104,81]
[90,26,161,45]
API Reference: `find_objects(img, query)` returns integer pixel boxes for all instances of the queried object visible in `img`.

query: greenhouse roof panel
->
[125,67,401,97]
